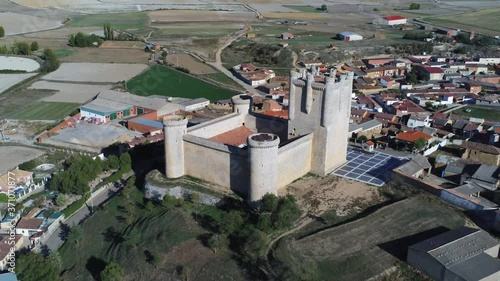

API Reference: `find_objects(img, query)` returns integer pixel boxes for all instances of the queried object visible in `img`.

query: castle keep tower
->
[247,133,280,202]
[163,115,188,178]
[231,94,252,115]
[288,70,353,175]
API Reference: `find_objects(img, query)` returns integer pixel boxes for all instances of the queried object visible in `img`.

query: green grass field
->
[11,102,79,120]
[54,49,74,58]
[59,185,246,281]
[69,12,149,30]
[282,5,324,13]
[422,8,500,35]
[453,106,500,122]
[200,72,245,90]
[126,65,237,102]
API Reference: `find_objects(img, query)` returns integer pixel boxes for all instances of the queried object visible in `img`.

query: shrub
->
[62,196,88,217]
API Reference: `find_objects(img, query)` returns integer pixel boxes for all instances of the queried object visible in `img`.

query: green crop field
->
[126,65,237,102]
[282,5,324,13]
[422,8,500,35]
[69,12,149,30]
[200,72,245,90]
[453,106,500,122]
[11,102,79,120]
[54,49,74,58]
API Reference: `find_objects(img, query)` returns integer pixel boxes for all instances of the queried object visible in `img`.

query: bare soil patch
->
[42,62,148,83]
[281,175,379,216]
[0,146,45,174]
[60,48,150,64]
[0,12,62,35]
[29,81,111,103]
[165,54,217,74]
[0,73,37,93]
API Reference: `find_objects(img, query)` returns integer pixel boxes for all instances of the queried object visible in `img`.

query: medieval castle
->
[163,69,353,201]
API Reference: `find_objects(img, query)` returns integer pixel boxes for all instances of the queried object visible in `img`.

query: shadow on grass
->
[85,256,107,281]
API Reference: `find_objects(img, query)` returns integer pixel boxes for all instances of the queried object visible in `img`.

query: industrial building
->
[407,226,500,281]
[377,15,407,26]
[163,68,353,202]
[338,32,363,41]
[79,90,181,123]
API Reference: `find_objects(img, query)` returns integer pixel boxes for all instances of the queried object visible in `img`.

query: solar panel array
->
[332,147,407,186]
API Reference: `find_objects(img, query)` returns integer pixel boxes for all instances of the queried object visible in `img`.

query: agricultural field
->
[165,54,217,74]
[126,65,237,102]
[149,10,258,23]
[282,5,324,13]
[29,81,111,103]
[99,41,145,49]
[68,12,150,32]
[42,63,148,83]
[453,105,500,122]
[200,72,245,90]
[0,12,62,35]
[0,73,37,93]
[261,12,330,21]
[0,56,40,72]
[0,146,45,174]
[272,196,466,281]
[421,8,500,35]
[60,48,150,64]
[59,186,246,281]
[11,101,80,120]
[151,22,240,38]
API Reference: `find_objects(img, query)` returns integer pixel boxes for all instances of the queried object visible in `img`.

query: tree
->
[273,195,302,229]
[256,213,272,233]
[0,45,8,54]
[320,4,328,11]
[41,48,60,72]
[19,159,38,170]
[119,152,132,172]
[101,262,123,281]
[106,155,120,170]
[162,194,178,209]
[220,211,244,234]
[56,194,67,207]
[31,41,39,51]
[0,26,4,38]
[17,252,61,281]
[425,101,433,109]
[207,234,224,253]
[68,224,83,246]
[413,138,427,150]
[409,3,420,10]
[49,251,63,269]
[150,252,161,268]
[357,135,369,143]
[12,41,31,55]
[260,193,278,213]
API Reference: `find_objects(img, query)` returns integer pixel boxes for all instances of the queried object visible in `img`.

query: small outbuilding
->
[281,32,294,40]
[363,140,375,152]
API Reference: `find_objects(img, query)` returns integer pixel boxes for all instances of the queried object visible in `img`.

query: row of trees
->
[50,153,132,195]
[0,41,39,56]
[455,32,499,46]
[103,22,114,41]
[0,26,4,38]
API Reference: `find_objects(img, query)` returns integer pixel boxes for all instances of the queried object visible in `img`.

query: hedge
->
[62,195,89,218]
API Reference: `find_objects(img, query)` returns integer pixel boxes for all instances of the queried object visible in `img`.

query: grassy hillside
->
[271,195,466,281]
[59,187,246,281]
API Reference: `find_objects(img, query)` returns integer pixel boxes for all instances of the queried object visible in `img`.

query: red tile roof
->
[210,126,255,147]
[383,15,406,21]
[366,140,375,146]
[396,131,432,142]
[259,110,289,119]
[424,66,444,74]
[16,218,44,230]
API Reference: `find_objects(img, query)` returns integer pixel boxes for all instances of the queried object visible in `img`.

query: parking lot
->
[332,147,408,186]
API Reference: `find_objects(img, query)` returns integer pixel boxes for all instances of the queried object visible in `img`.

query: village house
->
[348,119,383,139]
[350,108,369,123]
[371,112,399,127]
[0,168,33,195]
[0,234,23,271]
[395,130,432,149]
[407,114,431,128]
[362,140,375,152]
[388,99,427,116]
[281,32,294,40]
[461,141,500,166]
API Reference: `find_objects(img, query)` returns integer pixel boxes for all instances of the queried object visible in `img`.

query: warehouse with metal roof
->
[407,226,500,281]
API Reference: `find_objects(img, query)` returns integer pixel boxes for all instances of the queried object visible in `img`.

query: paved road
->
[43,185,121,252]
